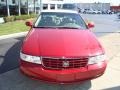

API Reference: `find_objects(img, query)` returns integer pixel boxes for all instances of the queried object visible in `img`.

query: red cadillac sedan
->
[20,10,107,84]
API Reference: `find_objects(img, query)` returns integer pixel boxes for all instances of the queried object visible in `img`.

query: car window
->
[34,12,87,29]
[62,4,76,10]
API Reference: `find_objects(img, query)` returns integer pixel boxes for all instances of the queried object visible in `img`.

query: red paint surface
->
[20,28,107,83]
[22,28,104,57]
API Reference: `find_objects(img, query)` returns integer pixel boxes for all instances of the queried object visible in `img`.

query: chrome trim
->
[41,56,88,69]
[63,61,69,67]
[41,56,88,60]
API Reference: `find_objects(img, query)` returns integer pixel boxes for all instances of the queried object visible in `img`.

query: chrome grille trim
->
[42,57,88,69]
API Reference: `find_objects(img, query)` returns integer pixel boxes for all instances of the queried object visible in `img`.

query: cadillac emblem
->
[63,61,69,67]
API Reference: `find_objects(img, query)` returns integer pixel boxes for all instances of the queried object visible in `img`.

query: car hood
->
[22,28,104,57]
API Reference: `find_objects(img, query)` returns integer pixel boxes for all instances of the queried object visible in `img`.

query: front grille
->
[42,57,88,69]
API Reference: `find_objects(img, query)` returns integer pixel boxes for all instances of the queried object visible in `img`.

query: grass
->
[0,20,30,36]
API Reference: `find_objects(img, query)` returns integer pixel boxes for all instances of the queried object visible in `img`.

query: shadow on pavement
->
[0,37,91,90]
[0,69,91,90]
[0,37,24,74]
[103,86,120,90]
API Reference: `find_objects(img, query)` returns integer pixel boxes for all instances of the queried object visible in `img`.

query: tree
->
[39,0,42,14]
[26,0,29,15]
[34,0,36,14]
[18,0,21,16]
[6,0,10,16]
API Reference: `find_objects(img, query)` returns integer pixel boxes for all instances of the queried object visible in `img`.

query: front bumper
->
[20,60,107,84]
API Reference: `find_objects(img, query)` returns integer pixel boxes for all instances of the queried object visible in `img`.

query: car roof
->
[41,9,78,14]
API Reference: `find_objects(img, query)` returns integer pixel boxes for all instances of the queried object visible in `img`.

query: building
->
[77,3,110,11]
[19,0,77,10]
[0,0,111,14]
[42,0,75,10]
[0,0,110,11]
[110,6,120,12]
[21,0,77,13]
[0,0,17,5]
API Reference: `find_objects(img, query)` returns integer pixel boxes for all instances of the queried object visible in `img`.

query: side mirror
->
[25,21,33,27]
[87,22,95,29]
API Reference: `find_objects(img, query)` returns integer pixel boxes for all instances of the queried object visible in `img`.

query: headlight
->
[88,54,106,64]
[20,52,42,64]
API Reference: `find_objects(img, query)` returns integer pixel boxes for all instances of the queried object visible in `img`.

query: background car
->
[62,4,77,10]
[117,12,120,19]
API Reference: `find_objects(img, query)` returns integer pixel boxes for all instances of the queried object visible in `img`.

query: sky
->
[76,0,120,6]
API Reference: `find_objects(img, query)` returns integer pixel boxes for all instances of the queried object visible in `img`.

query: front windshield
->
[34,12,87,29]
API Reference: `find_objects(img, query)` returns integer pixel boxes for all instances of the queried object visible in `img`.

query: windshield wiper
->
[33,26,81,29]
[57,27,80,29]
[33,26,58,28]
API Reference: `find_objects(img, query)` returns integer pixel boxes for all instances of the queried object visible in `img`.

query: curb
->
[0,32,28,40]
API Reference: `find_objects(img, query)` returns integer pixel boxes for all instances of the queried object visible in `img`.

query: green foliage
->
[4,14,37,22]
[0,21,29,35]
[4,16,15,22]
[15,15,31,20]
[30,14,38,18]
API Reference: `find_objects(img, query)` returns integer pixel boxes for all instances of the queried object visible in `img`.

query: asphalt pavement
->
[0,14,120,90]
[82,14,120,36]
[0,14,119,74]
[1,32,120,90]
[82,14,120,32]
[0,37,24,74]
